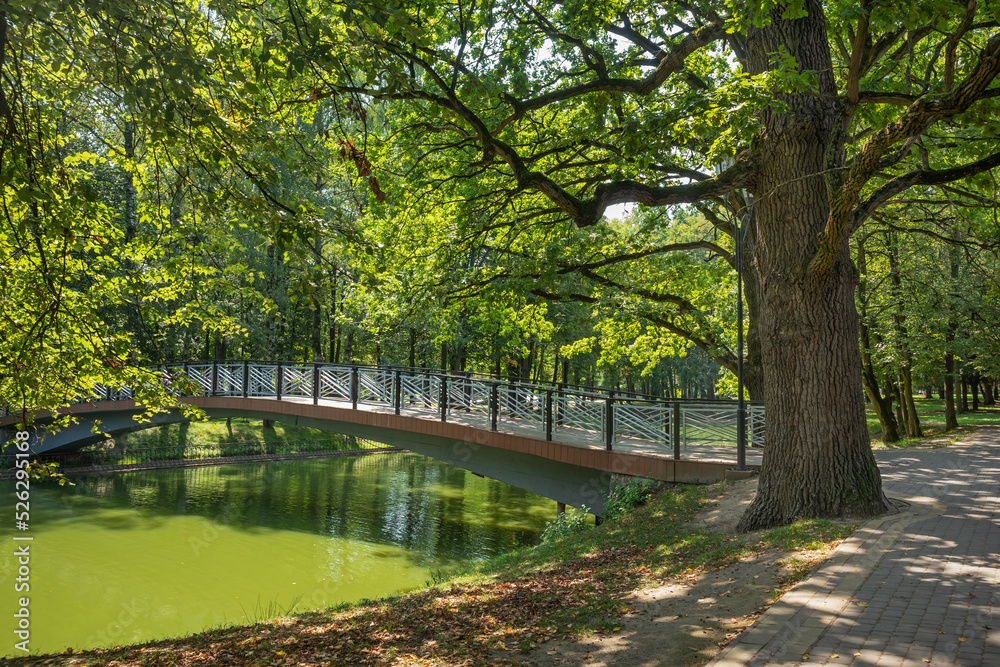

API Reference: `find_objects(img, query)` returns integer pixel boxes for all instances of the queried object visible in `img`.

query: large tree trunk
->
[737,4,888,530]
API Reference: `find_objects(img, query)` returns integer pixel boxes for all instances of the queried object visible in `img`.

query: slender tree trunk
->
[738,2,887,530]
[972,373,981,411]
[983,379,995,406]
[311,236,323,362]
[343,330,354,364]
[121,119,140,352]
[944,354,959,430]
[944,242,960,429]
[329,279,338,363]
[408,328,417,368]
[960,376,969,413]
[213,333,226,362]
[887,232,922,438]
[857,236,900,442]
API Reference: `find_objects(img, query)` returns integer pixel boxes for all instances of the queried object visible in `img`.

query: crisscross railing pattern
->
[281,366,311,398]
[681,405,739,446]
[500,384,544,428]
[358,368,393,404]
[248,364,277,397]
[749,404,766,448]
[553,392,604,436]
[400,372,439,407]
[8,361,765,461]
[615,403,671,444]
[447,377,490,416]
[318,367,351,400]
[216,364,244,396]
[186,364,213,394]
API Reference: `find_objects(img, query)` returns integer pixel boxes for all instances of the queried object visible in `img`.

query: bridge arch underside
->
[2,398,738,515]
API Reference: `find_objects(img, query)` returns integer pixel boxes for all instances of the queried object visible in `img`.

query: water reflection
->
[0,453,555,655]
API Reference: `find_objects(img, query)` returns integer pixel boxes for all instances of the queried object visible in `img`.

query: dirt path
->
[524,478,848,667]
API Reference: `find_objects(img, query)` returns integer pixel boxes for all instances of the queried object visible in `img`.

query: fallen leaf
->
[856,601,868,607]
[960,637,967,642]
[831,654,839,659]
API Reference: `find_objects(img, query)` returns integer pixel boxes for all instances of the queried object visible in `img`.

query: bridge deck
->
[281,394,763,466]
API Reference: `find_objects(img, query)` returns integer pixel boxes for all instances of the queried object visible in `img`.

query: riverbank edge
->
[3,479,863,667]
[1,446,406,479]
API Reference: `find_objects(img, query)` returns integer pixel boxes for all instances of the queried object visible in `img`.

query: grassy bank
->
[0,419,386,474]
[867,397,1000,447]
[107,417,350,449]
[11,483,855,667]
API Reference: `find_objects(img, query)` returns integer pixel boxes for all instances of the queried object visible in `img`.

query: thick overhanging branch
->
[556,240,730,274]
[809,32,1000,277]
[850,149,1000,233]
[500,21,728,117]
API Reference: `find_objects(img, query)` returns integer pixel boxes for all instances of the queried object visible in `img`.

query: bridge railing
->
[7,361,765,459]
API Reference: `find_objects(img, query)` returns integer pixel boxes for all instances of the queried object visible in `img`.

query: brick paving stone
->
[708,427,1000,667]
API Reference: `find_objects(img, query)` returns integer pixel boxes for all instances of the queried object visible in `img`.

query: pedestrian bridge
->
[1,361,764,514]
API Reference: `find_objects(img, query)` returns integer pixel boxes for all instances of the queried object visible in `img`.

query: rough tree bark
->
[737,5,889,529]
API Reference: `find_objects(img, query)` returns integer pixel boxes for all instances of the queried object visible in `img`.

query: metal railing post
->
[211,361,218,397]
[556,383,565,427]
[350,366,359,409]
[312,363,319,405]
[605,391,615,450]
[242,360,249,398]
[490,383,498,431]
[662,401,670,451]
[394,369,402,415]
[276,362,283,401]
[464,371,472,412]
[439,374,448,422]
[673,400,682,460]
[545,389,553,441]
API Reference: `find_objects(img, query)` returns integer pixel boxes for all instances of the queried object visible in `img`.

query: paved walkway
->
[711,426,1000,666]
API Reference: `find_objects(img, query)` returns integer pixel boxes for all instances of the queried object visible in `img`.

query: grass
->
[8,485,856,667]
[867,395,1000,447]
[108,417,345,449]
[22,418,386,469]
[762,519,855,551]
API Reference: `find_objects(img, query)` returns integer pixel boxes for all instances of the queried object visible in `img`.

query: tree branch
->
[810,32,1000,276]
[851,149,1000,232]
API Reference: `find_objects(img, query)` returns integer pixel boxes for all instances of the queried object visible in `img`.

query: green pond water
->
[0,453,556,656]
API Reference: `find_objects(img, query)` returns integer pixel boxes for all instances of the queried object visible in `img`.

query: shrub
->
[604,477,659,521]
[540,506,591,542]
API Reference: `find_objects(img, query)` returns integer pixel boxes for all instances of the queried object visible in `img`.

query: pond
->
[0,453,556,656]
